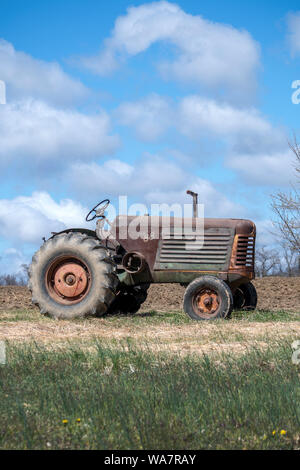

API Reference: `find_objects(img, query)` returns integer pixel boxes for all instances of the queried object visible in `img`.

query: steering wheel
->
[85,199,110,222]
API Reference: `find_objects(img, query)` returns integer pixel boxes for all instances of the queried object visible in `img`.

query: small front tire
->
[183,276,233,321]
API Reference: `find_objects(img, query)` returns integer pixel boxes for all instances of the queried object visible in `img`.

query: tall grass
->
[0,340,299,449]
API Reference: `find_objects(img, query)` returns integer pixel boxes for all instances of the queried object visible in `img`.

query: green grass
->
[231,309,300,323]
[1,307,299,325]
[0,340,299,450]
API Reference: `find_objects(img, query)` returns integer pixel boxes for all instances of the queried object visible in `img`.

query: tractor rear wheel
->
[233,282,257,311]
[183,276,233,321]
[28,232,118,319]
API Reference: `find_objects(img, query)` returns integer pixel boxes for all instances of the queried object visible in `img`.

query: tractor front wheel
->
[183,276,233,321]
[28,232,118,319]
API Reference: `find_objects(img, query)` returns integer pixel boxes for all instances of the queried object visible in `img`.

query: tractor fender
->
[48,228,97,241]
[48,228,118,252]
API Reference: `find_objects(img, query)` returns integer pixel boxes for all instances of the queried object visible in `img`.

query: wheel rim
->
[192,288,221,319]
[45,256,91,305]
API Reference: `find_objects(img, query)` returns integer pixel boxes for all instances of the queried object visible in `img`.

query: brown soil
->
[143,276,300,313]
[0,276,299,313]
[0,278,299,355]
[0,286,35,311]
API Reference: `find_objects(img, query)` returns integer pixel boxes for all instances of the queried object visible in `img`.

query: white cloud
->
[69,156,183,197]
[0,192,89,244]
[286,12,300,56]
[227,151,296,186]
[116,93,286,151]
[180,97,294,185]
[68,155,243,218]
[79,1,260,100]
[178,96,270,139]
[0,39,89,105]
[0,99,119,172]
[177,95,290,157]
[115,93,294,185]
[116,94,171,141]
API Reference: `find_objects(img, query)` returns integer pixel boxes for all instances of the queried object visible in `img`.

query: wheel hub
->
[65,274,76,286]
[194,289,220,315]
[45,257,91,305]
[54,262,88,298]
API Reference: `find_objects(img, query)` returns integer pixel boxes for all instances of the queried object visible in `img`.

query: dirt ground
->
[143,277,300,313]
[0,277,299,354]
[0,276,300,313]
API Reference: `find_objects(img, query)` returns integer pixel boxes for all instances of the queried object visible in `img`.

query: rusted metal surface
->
[192,287,220,319]
[54,262,88,297]
[154,228,233,270]
[122,252,146,274]
[113,216,159,272]
[113,216,249,268]
[229,229,256,273]
[186,190,198,218]
[45,257,91,304]
[111,215,256,287]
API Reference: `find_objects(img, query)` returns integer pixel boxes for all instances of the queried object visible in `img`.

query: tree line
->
[0,264,29,286]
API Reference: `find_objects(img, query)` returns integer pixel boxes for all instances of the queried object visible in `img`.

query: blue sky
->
[0,0,300,273]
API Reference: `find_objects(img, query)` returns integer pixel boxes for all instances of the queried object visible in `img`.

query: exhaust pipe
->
[186,190,198,218]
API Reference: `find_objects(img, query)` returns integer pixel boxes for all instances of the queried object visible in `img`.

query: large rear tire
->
[233,282,257,311]
[183,276,233,321]
[28,232,118,319]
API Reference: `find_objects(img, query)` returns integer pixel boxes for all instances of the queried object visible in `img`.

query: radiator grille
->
[157,230,232,265]
[234,236,255,268]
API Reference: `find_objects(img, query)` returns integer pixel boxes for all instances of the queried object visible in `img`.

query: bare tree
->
[0,274,19,286]
[21,264,30,283]
[271,137,300,252]
[281,242,298,277]
[255,246,281,277]
[0,265,29,286]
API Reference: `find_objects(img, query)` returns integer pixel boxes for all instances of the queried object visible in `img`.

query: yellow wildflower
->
[272,430,276,436]
[62,419,68,424]
[76,418,81,423]
[280,430,287,436]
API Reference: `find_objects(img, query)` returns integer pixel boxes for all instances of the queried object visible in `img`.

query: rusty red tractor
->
[29,191,257,320]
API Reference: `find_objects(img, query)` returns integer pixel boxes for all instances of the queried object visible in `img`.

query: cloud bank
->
[0,99,119,174]
[286,12,300,56]
[0,192,89,245]
[0,39,89,105]
[79,1,260,100]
